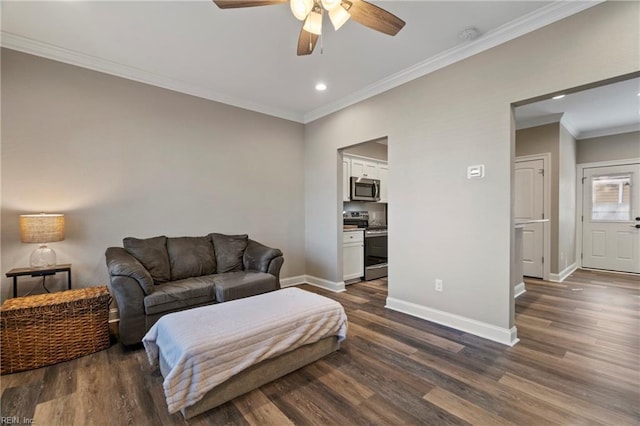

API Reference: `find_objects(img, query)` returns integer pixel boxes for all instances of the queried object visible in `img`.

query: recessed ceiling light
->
[315,82,327,91]
[552,94,565,100]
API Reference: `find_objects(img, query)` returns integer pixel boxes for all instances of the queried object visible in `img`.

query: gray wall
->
[577,131,640,164]
[1,49,306,301]
[304,1,638,339]
[516,123,560,272]
[343,139,388,161]
[515,121,577,274]
[1,2,637,343]
[558,124,577,272]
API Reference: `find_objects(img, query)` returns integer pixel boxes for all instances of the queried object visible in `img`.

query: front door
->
[582,163,640,274]
[515,158,545,278]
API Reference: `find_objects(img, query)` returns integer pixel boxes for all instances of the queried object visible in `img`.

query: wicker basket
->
[1,286,111,375]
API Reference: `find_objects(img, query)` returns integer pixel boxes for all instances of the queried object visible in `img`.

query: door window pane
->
[591,174,631,221]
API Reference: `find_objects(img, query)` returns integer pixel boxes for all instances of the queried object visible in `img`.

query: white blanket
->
[143,287,348,414]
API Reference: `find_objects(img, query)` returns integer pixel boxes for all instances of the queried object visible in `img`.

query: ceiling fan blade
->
[346,0,405,36]
[297,26,319,56]
[213,0,287,9]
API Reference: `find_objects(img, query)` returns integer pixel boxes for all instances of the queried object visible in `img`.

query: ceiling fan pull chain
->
[320,33,324,54]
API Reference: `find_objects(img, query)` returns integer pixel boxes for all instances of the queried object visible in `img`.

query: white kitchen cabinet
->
[343,154,388,203]
[350,158,379,179]
[342,157,351,202]
[378,163,388,203]
[343,230,364,282]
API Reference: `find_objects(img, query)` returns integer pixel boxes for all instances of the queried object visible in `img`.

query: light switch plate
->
[467,164,485,179]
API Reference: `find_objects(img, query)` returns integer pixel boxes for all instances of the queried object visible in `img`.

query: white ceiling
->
[515,77,640,139]
[1,1,607,124]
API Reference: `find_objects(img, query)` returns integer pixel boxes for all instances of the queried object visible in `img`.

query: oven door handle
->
[365,232,387,238]
[366,264,388,269]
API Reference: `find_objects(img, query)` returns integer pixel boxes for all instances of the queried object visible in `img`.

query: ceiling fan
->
[213,0,406,56]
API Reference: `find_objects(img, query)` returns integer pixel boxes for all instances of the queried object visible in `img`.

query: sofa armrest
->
[243,240,284,284]
[107,275,148,345]
[105,247,154,345]
[106,247,154,295]
[267,256,284,288]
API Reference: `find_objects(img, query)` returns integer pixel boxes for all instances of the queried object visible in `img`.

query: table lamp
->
[20,213,65,268]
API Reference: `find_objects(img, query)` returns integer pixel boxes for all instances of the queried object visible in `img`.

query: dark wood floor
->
[2,269,638,425]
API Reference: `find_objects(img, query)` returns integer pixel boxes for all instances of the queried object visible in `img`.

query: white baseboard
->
[279,275,306,288]
[305,276,346,292]
[280,275,345,293]
[385,297,519,346]
[549,262,577,283]
[514,282,526,298]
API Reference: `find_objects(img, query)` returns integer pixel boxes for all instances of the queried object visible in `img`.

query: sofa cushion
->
[144,276,216,315]
[210,233,248,273]
[213,271,277,302]
[167,236,216,281]
[123,236,171,284]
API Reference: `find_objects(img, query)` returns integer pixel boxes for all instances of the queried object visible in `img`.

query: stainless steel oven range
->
[343,211,388,281]
[364,227,387,280]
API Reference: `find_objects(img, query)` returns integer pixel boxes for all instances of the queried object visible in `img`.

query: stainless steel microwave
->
[350,177,380,202]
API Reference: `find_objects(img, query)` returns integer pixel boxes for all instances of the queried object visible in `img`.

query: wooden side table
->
[5,264,72,298]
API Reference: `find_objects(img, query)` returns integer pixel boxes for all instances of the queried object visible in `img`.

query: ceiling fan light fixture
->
[328,5,350,30]
[303,8,323,35]
[290,0,314,21]
[214,0,405,55]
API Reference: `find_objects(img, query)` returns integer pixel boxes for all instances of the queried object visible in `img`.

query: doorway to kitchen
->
[340,137,389,288]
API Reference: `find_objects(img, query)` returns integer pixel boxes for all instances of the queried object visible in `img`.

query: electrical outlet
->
[435,279,443,292]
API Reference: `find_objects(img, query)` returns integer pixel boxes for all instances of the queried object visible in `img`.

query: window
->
[591,174,631,221]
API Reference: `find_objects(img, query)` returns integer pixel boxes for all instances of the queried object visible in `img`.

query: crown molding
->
[578,123,640,140]
[515,113,580,138]
[0,32,305,123]
[303,0,603,123]
[514,114,639,140]
[1,1,602,125]
[516,113,564,130]
[560,116,579,139]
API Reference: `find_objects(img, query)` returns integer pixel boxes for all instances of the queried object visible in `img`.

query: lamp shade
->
[20,214,65,244]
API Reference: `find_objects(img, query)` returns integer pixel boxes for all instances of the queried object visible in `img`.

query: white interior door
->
[582,163,640,273]
[515,159,545,278]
